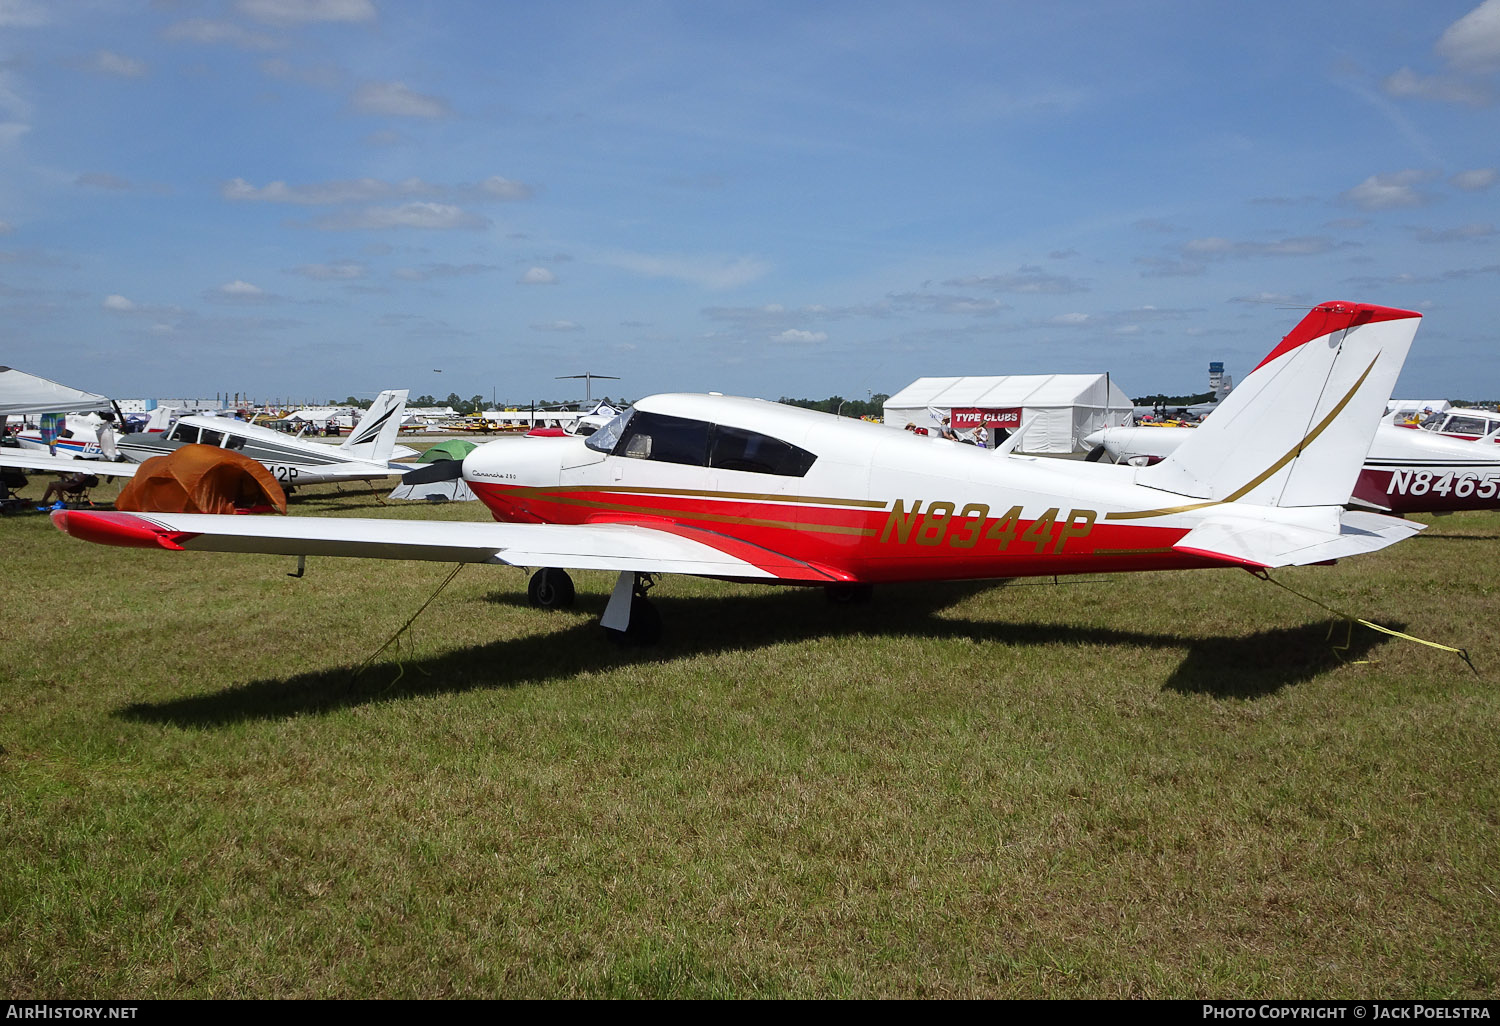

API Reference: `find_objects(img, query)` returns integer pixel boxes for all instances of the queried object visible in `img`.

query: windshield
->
[584,407,634,454]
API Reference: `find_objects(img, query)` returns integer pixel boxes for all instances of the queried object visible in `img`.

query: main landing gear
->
[526,567,576,609]
[525,567,661,645]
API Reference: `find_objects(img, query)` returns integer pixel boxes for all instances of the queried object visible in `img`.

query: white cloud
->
[208,280,276,304]
[944,266,1089,294]
[223,176,417,204]
[90,50,148,78]
[532,320,583,332]
[291,261,365,280]
[886,292,1005,316]
[773,329,827,344]
[76,172,132,191]
[236,0,377,25]
[392,263,493,281]
[163,19,280,50]
[351,81,451,119]
[1436,0,1500,72]
[1382,3,1500,106]
[1414,223,1496,243]
[309,203,490,230]
[224,176,531,216]
[602,251,770,290]
[519,267,557,285]
[102,294,135,312]
[0,1,47,27]
[1342,170,1439,209]
[1049,312,1090,326]
[259,58,342,89]
[1382,67,1490,106]
[1452,167,1498,190]
[0,220,11,234]
[1182,235,1345,257]
[474,176,531,200]
[1231,292,1306,306]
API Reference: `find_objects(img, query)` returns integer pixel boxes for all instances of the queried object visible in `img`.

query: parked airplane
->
[54,303,1423,644]
[1085,413,1500,516]
[115,389,415,488]
[13,407,171,459]
[1405,406,1500,444]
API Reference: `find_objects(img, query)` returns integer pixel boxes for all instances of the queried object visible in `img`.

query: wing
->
[1171,509,1424,569]
[50,509,847,582]
[0,450,140,476]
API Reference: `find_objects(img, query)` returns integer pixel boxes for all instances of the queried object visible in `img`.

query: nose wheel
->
[601,572,662,645]
[527,568,576,609]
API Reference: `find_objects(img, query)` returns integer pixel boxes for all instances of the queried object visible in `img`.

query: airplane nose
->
[460,435,575,523]
[1083,429,1105,447]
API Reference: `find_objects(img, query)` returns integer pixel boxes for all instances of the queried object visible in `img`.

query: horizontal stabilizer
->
[1172,509,1423,569]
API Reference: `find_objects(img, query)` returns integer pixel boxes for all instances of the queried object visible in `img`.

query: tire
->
[604,597,662,645]
[527,568,576,609]
[825,584,874,605]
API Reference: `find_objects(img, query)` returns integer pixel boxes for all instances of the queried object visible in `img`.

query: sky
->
[2,0,1499,407]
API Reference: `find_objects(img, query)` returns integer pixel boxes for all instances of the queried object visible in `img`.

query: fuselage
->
[118,415,404,487]
[456,395,1319,584]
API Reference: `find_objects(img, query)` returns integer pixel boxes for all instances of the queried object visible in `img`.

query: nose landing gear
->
[525,567,661,644]
[601,571,662,646]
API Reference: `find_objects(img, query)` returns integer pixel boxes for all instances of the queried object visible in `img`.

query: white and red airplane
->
[53,301,1423,644]
[1086,405,1500,516]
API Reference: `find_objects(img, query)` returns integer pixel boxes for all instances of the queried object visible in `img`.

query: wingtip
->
[51,509,186,550]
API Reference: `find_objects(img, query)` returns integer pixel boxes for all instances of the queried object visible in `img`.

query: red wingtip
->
[51,509,187,550]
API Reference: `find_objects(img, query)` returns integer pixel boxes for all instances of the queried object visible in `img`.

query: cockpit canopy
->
[585,408,817,477]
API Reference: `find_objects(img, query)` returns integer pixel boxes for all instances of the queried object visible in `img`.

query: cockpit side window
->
[616,412,710,466]
[710,424,817,477]
[198,429,224,447]
[1445,416,1491,435]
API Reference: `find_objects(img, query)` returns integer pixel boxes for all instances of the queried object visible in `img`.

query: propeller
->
[402,459,465,484]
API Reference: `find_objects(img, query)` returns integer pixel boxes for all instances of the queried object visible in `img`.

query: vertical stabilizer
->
[339,389,409,462]
[1134,302,1421,507]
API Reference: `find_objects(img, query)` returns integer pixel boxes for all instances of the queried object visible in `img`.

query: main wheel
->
[527,568,576,609]
[604,597,662,645]
[825,583,874,605]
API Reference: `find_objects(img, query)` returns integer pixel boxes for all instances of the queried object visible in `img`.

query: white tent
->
[0,366,114,417]
[884,373,1133,453]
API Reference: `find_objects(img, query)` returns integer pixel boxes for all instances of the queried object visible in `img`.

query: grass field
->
[1,476,1497,998]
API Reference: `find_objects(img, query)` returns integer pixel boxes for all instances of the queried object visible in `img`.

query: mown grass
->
[1,477,1497,998]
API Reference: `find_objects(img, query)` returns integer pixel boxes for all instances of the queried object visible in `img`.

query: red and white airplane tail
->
[1136,302,1422,508]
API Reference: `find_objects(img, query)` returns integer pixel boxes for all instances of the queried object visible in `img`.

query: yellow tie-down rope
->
[1249,568,1478,675]
[353,562,467,688]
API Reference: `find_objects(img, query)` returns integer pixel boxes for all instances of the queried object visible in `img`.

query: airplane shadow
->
[116,580,1394,728]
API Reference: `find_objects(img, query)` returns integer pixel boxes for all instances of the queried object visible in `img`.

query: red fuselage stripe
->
[469,482,1212,583]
